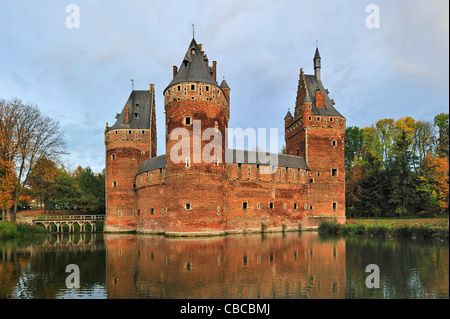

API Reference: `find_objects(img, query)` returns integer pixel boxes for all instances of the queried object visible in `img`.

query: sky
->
[0,0,448,173]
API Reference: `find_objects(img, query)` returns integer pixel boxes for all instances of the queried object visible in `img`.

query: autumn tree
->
[27,157,58,213]
[418,154,449,214]
[0,98,66,221]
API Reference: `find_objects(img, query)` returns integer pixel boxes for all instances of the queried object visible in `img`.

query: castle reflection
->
[105,232,346,299]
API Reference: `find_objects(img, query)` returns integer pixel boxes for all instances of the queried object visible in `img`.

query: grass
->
[318,217,449,240]
[0,221,50,240]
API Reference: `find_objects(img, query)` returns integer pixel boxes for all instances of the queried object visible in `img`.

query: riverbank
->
[319,217,449,240]
[0,221,50,240]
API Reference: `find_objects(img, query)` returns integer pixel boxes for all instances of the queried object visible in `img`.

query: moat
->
[0,232,448,299]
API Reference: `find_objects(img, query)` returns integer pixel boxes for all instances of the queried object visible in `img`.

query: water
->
[0,232,448,299]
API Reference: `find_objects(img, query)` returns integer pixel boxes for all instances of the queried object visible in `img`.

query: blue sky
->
[0,0,448,173]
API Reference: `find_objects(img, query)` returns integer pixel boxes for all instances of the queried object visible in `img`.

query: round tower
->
[105,87,156,232]
[163,38,230,235]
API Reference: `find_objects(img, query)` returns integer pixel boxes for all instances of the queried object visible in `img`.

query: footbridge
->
[33,214,105,233]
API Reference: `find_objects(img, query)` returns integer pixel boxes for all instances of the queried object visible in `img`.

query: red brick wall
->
[105,129,151,232]
[163,82,229,235]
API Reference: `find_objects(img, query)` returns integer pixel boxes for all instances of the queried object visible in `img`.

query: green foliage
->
[345,113,449,218]
[0,221,49,239]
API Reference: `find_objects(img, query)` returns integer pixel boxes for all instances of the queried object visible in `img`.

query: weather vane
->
[192,24,195,39]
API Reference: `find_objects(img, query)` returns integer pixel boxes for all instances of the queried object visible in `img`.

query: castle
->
[104,38,346,235]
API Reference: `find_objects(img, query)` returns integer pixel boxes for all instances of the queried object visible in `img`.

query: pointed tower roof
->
[220,78,230,89]
[284,110,293,119]
[314,47,321,59]
[166,38,217,90]
[108,90,153,131]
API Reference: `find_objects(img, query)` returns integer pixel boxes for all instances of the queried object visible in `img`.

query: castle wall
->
[136,168,166,233]
[225,163,309,232]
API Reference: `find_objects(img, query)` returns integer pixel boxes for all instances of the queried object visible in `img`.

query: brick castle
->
[104,38,346,235]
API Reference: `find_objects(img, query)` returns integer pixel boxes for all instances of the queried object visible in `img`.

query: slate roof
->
[166,38,218,90]
[136,149,310,175]
[304,74,343,118]
[108,90,153,131]
[225,149,310,170]
[136,155,166,175]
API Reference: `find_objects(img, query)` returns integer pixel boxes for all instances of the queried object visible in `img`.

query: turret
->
[313,47,321,81]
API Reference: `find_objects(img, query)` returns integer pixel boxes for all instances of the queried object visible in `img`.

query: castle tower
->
[285,48,346,224]
[104,86,157,232]
[163,38,230,235]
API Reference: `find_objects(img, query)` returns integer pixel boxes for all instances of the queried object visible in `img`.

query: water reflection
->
[106,232,346,299]
[0,232,448,299]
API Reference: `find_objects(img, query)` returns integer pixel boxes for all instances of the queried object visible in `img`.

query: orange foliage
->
[420,154,449,214]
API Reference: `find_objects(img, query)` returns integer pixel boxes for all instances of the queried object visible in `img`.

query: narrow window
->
[177,85,181,91]
[134,113,138,118]
[185,203,191,210]
[324,118,327,125]
[142,130,145,135]
[159,168,162,175]
[309,178,314,183]
[269,202,274,210]
[237,163,242,170]
[256,164,260,172]
[191,84,195,91]
[111,154,116,160]
[248,166,251,175]
[243,202,248,209]
[185,157,190,167]
[185,116,191,125]
[118,210,122,217]
[331,168,338,177]
[330,117,333,122]
[317,117,320,121]
[257,202,261,209]
[332,202,337,210]
[137,209,140,216]
[205,86,209,92]
[113,181,117,188]
[332,140,337,146]
[309,205,313,210]
[294,203,298,210]
[296,149,299,156]
[129,130,132,134]
[308,116,312,121]
[214,158,219,166]
[150,208,154,215]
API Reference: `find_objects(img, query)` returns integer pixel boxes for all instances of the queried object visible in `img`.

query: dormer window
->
[191,48,196,55]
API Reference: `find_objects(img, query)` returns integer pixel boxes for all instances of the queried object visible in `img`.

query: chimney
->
[173,66,178,78]
[150,83,155,94]
[124,107,130,123]
[315,91,325,108]
[212,61,217,82]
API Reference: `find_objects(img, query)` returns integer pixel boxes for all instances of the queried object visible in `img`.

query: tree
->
[27,157,58,213]
[0,159,15,220]
[0,98,66,221]
[434,113,449,158]
[345,126,364,173]
[388,128,418,216]
[418,154,449,214]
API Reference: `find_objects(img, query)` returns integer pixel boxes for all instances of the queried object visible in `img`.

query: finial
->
[131,79,134,90]
[192,24,195,39]
[316,40,318,49]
